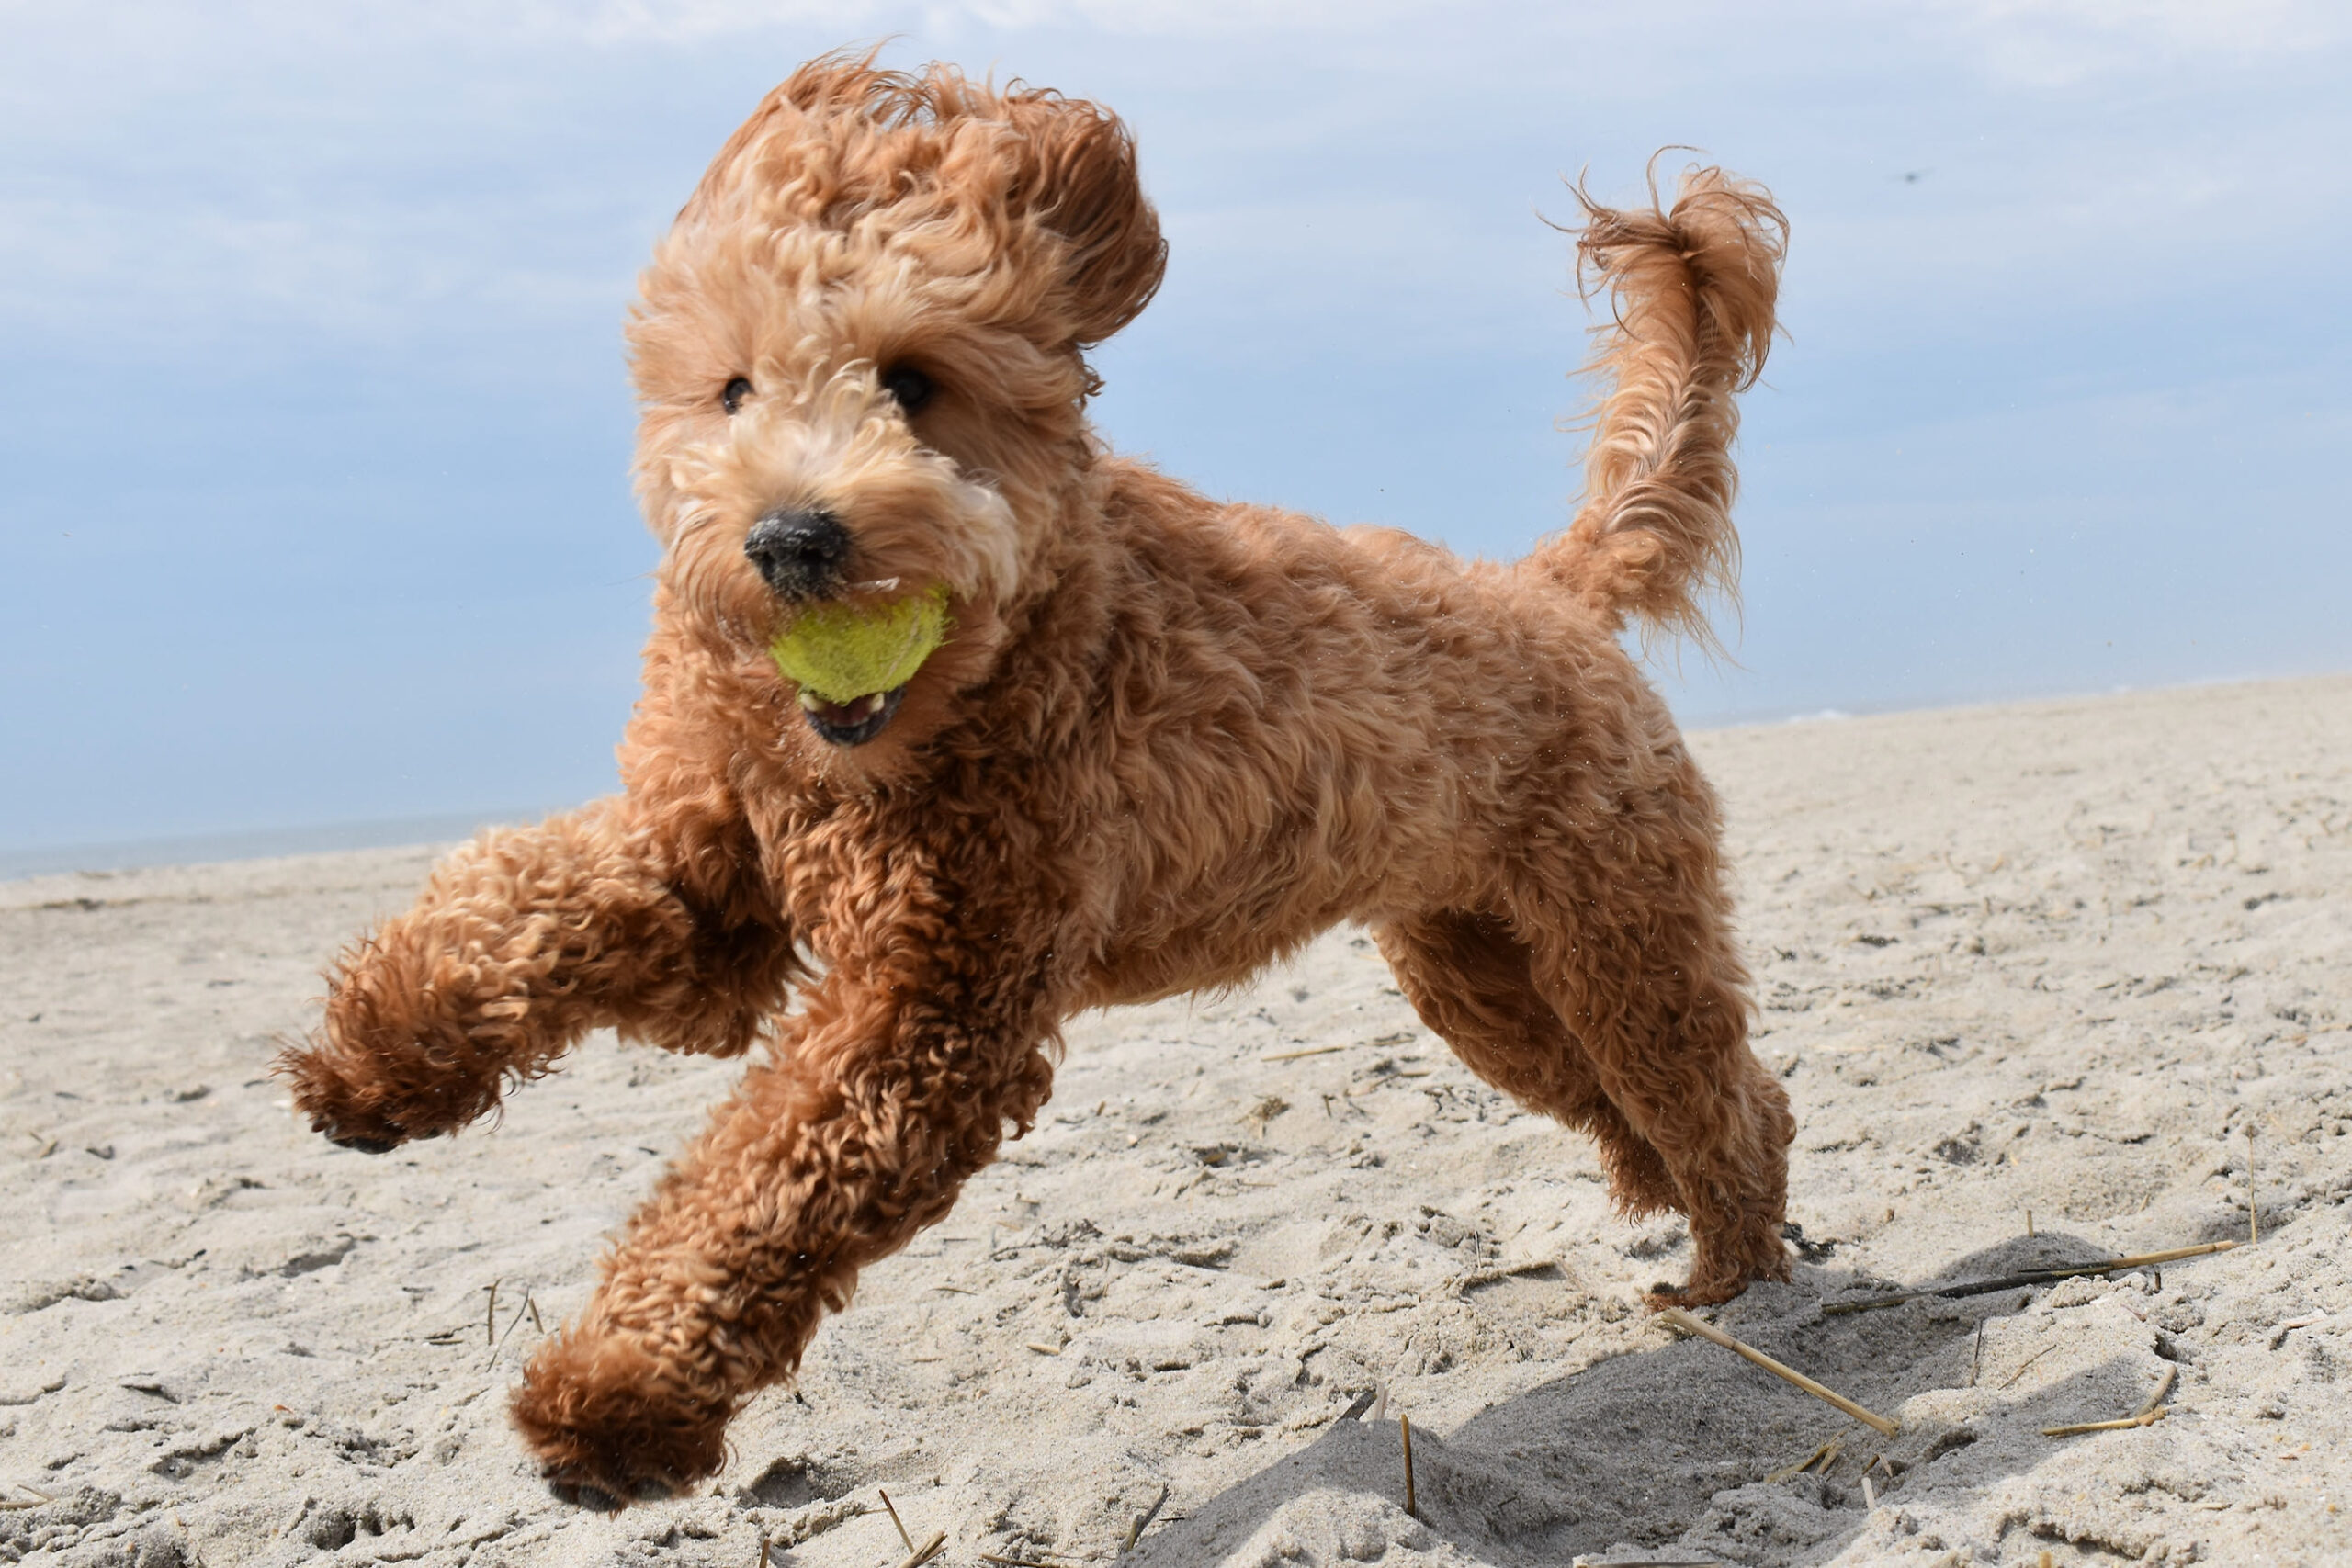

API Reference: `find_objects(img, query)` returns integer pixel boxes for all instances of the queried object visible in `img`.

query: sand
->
[3,674,2347,1567]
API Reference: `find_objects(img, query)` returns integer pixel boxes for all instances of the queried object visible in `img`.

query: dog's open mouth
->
[767,582,948,749]
[797,685,907,746]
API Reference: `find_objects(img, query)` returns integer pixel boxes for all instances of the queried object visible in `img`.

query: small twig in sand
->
[2135,1365,2180,1418]
[1657,1306,1900,1436]
[2025,1210,2034,1238]
[1,1481,56,1511]
[487,1291,538,1361]
[2042,1364,2178,1438]
[1240,1095,1289,1134]
[879,1489,915,1552]
[1969,1321,1985,1387]
[1262,1045,1347,1063]
[2270,1314,2325,1349]
[526,1294,545,1334]
[1122,1483,1169,1552]
[1766,1437,1843,1483]
[1861,1472,1877,1510]
[1456,1258,1562,1291]
[1568,1556,1722,1567]
[1999,1344,2056,1390]
[484,1280,499,1348]
[893,1531,947,1567]
[2247,1127,2259,1245]
[1400,1415,1417,1519]
[1023,1341,1062,1357]
[1823,1242,2239,1315]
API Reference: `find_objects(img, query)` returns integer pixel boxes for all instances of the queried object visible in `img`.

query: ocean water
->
[0,809,542,882]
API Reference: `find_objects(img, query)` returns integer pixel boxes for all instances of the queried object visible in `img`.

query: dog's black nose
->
[743,508,851,600]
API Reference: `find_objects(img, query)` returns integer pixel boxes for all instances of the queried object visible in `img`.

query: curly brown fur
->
[1535,164,1787,651]
[279,51,1795,1504]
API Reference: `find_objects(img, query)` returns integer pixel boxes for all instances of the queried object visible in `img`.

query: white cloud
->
[4,0,2345,363]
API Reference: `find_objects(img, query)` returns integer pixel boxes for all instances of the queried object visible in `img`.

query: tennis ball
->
[768,584,952,704]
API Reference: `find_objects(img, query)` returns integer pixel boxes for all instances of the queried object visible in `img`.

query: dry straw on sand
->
[877,1487,946,1566]
[1400,1414,1418,1519]
[1764,1436,1844,1483]
[1822,1240,2237,1314]
[2041,1364,2179,1438]
[1657,1306,1900,1436]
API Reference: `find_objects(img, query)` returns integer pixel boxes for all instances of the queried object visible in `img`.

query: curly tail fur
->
[1528,165,1787,649]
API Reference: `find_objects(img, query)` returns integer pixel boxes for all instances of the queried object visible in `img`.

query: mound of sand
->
[3,675,2346,1566]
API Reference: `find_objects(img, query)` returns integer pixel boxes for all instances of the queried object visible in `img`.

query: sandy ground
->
[3,674,2347,1568]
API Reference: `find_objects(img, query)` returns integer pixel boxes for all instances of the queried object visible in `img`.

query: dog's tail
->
[1526,164,1786,650]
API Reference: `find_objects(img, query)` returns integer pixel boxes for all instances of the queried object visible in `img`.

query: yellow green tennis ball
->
[768,584,952,704]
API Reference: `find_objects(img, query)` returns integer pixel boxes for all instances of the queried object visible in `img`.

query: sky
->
[4,0,2348,863]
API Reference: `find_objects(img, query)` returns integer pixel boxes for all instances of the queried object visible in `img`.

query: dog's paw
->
[544,1470,684,1511]
[511,1332,730,1509]
[277,1045,421,1151]
[1648,1218,1795,1309]
[274,1034,488,1154]
[317,1120,449,1155]
[326,1131,403,1156]
[1643,1277,1748,1310]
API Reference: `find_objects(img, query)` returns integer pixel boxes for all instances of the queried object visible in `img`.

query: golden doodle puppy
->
[282,53,1794,1504]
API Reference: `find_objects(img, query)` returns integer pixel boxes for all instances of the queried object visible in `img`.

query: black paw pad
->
[546,1472,676,1510]
[325,1130,400,1155]
[547,1476,625,1511]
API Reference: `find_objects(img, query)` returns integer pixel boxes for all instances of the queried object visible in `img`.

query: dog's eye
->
[721,377,752,415]
[880,365,934,415]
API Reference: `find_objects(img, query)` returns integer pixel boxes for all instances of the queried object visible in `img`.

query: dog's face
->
[628,58,1164,751]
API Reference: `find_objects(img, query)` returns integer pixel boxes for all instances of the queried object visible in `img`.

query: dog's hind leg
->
[1374,911,1679,1216]
[1507,844,1794,1306]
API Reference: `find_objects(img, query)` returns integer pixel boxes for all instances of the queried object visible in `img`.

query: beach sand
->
[3,674,2346,1566]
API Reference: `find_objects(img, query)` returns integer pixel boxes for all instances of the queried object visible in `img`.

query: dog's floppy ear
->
[999,90,1168,346]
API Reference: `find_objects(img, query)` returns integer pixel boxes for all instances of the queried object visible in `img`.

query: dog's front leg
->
[510,923,1058,1505]
[280,797,792,1152]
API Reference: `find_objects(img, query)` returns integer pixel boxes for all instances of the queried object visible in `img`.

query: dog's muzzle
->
[744,507,851,600]
[748,509,931,748]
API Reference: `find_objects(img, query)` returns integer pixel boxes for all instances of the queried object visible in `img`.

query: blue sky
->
[4,0,2348,859]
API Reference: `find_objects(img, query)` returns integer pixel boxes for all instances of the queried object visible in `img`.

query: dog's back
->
[1053,164,1789,993]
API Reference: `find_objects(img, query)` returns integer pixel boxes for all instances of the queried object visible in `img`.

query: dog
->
[280,53,1794,1506]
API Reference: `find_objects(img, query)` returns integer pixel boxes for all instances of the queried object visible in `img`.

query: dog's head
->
[628,54,1164,751]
